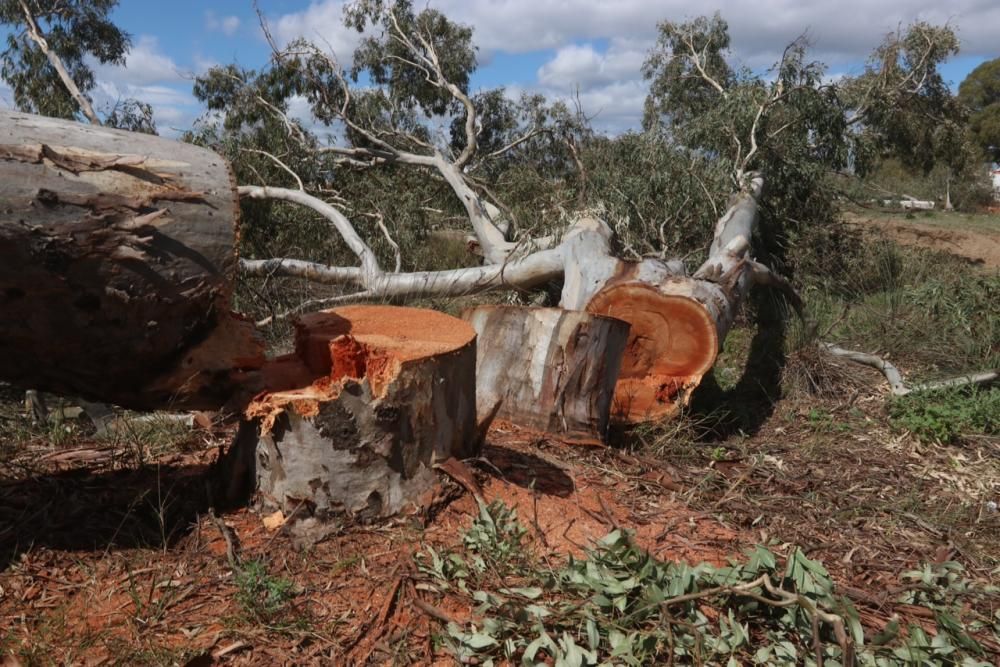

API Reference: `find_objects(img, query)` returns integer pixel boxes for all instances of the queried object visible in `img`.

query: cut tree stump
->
[0,109,262,410]
[218,305,478,520]
[462,306,629,443]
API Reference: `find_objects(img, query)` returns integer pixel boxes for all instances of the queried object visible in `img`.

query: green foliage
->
[0,0,130,120]
[889,388,1000,444]
[233,559,298,624]
[346,0,476,117]
[419,502,997,666]
[841,22,964,175]
[958,57,1000,163]
[104,98,156,134]
[579,131,729,261]
[641,15,971,281]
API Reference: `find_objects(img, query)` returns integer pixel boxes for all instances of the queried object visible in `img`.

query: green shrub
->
[889,387,999,443]
[234,559,298,623]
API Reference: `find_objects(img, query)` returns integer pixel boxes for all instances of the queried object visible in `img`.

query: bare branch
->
[242,246,565,300]
[364,211,403,273]
[680,32,727,98]
[484,127,547,160]
[238,186,381,277]
[242,148,305,191]
[822,344,998,397]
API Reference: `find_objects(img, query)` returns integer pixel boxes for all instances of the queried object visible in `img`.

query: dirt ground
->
[1,383,998,664]
[843,210,1000,270]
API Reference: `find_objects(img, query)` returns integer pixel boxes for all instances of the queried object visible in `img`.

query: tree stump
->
[220,305,478,520]
[462,306,629,443]
[0,109,262,410]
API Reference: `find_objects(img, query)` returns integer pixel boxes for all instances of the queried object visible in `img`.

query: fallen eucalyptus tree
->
[229,14,798,425]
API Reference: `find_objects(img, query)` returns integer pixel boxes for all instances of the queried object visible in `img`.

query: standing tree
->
[959,57,1000,163]
[0,0,155,132]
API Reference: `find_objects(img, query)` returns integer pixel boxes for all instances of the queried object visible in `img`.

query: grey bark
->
[462,306,629,443]
[0,109,262,410]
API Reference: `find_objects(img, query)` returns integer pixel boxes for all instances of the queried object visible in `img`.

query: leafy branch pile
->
[418,501,999,666]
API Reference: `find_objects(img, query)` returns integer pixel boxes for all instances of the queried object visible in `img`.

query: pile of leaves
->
[417,501,1000,666]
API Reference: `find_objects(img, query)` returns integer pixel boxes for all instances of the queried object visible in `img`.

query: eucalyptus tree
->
[0,0,154,132]
[959,57,1000,163]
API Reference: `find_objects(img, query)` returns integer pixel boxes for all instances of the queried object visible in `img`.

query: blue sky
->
[4,1,998,136]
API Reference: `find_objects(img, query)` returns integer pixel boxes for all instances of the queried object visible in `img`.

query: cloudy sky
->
[3,0,998,136]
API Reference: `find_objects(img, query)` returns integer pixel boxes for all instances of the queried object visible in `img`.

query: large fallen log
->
[217,306,478,519]
[244,177,780,425]
[462,306,629,443]
[580,176,766,422]
[0,109,263,410]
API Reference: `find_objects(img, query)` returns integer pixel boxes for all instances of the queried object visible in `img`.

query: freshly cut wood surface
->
[585,177,764,423]
[222,306,478,520]
[588,284,717,422]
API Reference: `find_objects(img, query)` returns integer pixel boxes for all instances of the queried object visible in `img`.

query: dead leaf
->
[262,510,286,531]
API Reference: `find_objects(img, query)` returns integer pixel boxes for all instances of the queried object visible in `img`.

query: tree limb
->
[821,344,998,397]
[18,0,101,126]
[238,186,380,278]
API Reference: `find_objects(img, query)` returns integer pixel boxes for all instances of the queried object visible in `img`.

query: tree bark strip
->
[462,306,629,443]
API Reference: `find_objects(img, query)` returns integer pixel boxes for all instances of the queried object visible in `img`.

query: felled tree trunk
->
[0,109,262,410]
[580,176,765,422]
[218,305,478,520]
[462,306,629,444]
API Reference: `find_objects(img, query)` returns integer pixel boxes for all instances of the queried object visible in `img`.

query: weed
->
[124,565,184,626]
[889,387,999,443]
[234,558,299,624]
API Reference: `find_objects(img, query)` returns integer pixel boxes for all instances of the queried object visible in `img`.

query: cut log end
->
[587,284,718,422]
[225,305,478,521]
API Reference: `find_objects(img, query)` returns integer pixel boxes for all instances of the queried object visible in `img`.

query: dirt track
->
[844,211,1000,270]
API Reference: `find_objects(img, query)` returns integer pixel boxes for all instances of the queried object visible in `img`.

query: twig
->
[412,597,461,624]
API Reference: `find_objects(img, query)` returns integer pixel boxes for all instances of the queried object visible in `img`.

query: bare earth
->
[844,211,1000,270]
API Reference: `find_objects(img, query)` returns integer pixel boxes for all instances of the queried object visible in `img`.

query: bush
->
[889,387,999,443]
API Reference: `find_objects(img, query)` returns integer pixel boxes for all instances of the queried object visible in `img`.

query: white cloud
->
[538,39,647,92]
[267,0,1000,132]
[269,1,364,64]
[431,0,999,63]
[95,35,183,86]
[206,11,241,37]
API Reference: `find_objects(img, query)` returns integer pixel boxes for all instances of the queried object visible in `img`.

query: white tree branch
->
[238,186,381,278]
[18,0,100,126]
[822,344,998,397]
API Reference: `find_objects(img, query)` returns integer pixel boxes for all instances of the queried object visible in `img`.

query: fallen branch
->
[821,344,998,396]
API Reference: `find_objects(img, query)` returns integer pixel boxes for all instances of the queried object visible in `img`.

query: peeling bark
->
[0,109,262,410]
[218,306,478,519]
[462,306,629,443]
